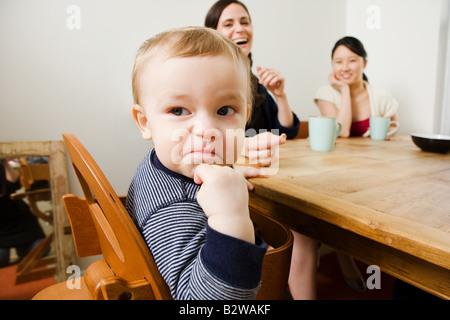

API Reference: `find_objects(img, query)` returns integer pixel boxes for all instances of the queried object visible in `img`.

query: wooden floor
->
[0,263,57,300]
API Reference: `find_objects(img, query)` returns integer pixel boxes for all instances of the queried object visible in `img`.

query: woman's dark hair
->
[204,0,251,29]
[332,36,369,82]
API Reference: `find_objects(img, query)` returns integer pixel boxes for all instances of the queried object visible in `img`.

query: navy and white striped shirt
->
[126,149,267,300]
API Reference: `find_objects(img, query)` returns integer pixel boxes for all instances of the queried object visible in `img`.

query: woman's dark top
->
[0,163,45,248]
[246,74,300,139]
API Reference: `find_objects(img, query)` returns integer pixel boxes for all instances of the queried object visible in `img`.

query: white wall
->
[247,0,346,119]
[439,0,450,135]
[346,0,448,135]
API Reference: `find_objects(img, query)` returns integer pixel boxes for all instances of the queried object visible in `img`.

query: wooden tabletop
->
[248,134,450,298]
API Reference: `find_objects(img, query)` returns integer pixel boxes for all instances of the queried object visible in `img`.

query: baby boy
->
[126,26,267,299]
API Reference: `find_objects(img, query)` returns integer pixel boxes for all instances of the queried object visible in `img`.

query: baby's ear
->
[132,104,152,140]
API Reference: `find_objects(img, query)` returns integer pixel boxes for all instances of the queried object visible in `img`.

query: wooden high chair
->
[34,132,172,300]
[10,157,56,284]
[34,132,292,300]
[251,208,293,300]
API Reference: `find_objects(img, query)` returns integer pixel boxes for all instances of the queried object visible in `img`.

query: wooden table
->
[248,135,450,299]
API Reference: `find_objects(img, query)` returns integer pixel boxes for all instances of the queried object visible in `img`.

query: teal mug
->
[370,117,399,140]
[309,116,342,152]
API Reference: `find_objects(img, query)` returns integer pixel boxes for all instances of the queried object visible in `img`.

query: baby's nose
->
[193,116,217,136]
[192,119,222,147]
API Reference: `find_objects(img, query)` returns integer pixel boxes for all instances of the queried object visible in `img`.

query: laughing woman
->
[205,0,300,166]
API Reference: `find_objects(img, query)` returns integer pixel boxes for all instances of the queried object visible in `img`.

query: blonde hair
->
[132,26,253,111]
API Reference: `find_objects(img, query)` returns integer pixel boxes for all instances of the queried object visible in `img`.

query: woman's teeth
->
[234,38,248,45]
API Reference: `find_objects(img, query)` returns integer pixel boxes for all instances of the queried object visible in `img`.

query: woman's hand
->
[257,66,294,127]
[257,66,285,98]
[328,71,348,93]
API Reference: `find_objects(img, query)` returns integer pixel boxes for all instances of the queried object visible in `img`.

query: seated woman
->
[315,36,398,138]
[314,36,399,292]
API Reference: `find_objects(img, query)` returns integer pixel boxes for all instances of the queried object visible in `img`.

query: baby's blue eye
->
[171,107,189,116]
[217,106,235,116]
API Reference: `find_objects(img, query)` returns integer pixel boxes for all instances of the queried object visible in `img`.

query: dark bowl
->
[411,133,450,154]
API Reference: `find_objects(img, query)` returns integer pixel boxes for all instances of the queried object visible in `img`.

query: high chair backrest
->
[18,157,50,191]
[62,132,172,300]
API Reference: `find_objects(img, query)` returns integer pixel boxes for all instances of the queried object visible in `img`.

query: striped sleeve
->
[143,203,266,300]
[126,150,267,300]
